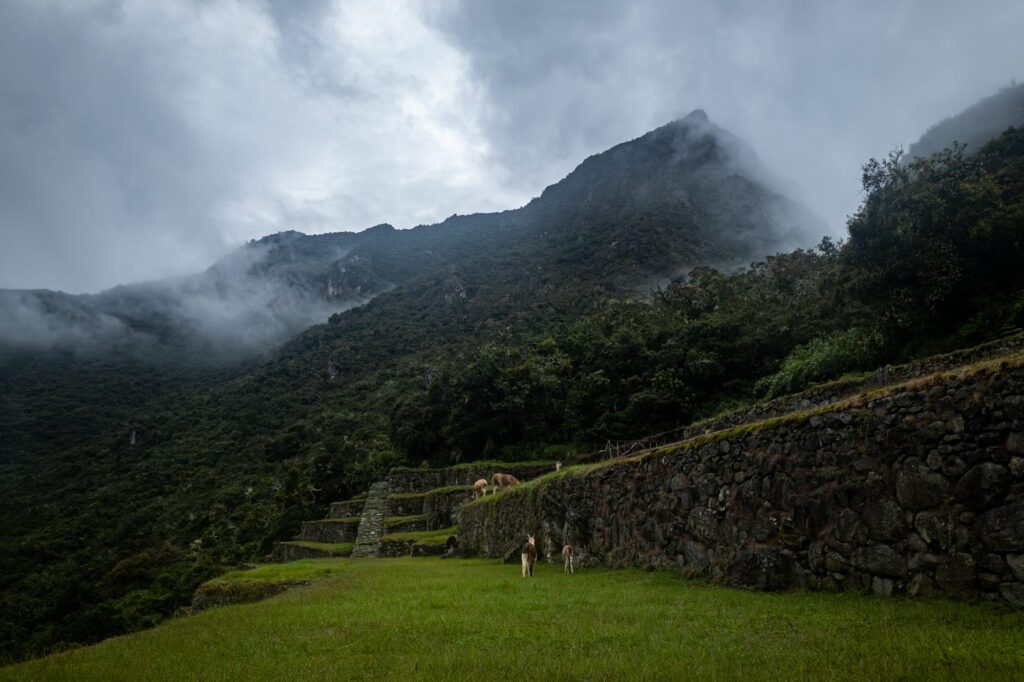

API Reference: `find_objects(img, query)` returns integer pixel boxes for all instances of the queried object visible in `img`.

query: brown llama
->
[473,478,488,499]
[561,543,574,574]
[491,472,520,493]
[521,535,537,578]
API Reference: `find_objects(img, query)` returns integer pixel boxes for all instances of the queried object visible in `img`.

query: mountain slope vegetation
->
[908,81,1024,160]
[2,114,1024,664]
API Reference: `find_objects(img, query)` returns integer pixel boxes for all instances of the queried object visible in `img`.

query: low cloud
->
[0,239,364,359]
[1,0,1022,294]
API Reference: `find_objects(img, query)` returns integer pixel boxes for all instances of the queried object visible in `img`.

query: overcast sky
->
[1,0,1021,293]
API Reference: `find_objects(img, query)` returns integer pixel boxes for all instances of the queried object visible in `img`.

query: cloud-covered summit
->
[1,0,1022,293]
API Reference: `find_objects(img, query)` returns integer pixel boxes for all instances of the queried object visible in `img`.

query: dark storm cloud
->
[1,0,1022,295]
[430,0,1024,235]
[0,0,499,293]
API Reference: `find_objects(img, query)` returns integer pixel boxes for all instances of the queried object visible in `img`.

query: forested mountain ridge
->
[907,81,1024,160]
[3,110,1023,665]
[0,109,819,360]
[0,110,823,662]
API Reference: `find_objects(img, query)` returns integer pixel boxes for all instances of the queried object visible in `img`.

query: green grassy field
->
[4,558,1023,681]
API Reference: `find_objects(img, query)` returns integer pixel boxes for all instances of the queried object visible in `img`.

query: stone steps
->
[350,481,390,558]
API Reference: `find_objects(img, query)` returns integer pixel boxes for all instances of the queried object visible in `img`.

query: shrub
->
[755,328,882,398]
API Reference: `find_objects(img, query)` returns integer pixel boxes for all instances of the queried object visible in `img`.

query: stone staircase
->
[350,481,390,558]
[275,462,557,562]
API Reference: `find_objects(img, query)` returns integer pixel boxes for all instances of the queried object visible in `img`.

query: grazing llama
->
[561,543,574,574]
[473,478,488,499]
[491,472,520,493]
[521,535,537,578]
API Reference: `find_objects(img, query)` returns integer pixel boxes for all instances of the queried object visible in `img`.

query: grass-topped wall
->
[458,356,1024,605]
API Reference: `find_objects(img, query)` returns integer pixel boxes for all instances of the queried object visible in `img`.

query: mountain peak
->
[680,108,709,125]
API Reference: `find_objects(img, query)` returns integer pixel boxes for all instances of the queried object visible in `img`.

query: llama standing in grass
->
[521,535,537,578]
[491,472,520,493]
[555,461,562,472]
[473,478,488,499]
[561,543,574,574]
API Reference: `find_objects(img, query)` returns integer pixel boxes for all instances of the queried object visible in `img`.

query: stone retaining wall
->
[299,519,360,544]
[386,516,427,533]
[673,332,1024,445]
[458,360,1024,605]
[378,539,417,558]
[377,539,449,558]
[271,542,350,562]
[328,499,366,519]
[424,488,474,530]
[386,495,426,517]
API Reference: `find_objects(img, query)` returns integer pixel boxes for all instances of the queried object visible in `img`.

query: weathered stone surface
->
[808,541,826,572]
[725,548,795,591]
[862,499,906,542]
[1007,554,1024,581]
[386,494,425,517]
[298,518,360,543]
[272,542,350,562]
[999,583,1024,608]
[913,511,956,551]
[934,552,976,590]
[351,481,390,558]
[455,361,1024,608]
[907,573,936,597]
[687,507,720,543]
[852,545,907,578]
[872,577,895,596]
[954,463,1009,509]
[896,459,949,510]
[1007,432,1024,455]
[327,498,366,519]
[423,487,474,530]
[980,503,1024,552]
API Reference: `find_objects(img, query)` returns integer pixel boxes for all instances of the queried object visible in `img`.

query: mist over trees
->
[907,81,1024,160]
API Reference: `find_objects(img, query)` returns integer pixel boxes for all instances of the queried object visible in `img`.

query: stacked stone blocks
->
[458,358,1024,606]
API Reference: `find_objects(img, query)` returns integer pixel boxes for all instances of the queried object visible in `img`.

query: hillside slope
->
[907,82,1024,160]
[0,109,820,360]
[0,111,822,663]
[4,114,1023,665]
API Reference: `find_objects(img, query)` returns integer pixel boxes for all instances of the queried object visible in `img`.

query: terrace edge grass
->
[683,329,1024,434]
[381,527,457,545]
[466,350,1024,508]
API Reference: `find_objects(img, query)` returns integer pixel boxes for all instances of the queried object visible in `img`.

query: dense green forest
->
[1,126,1023,664]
